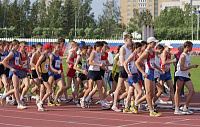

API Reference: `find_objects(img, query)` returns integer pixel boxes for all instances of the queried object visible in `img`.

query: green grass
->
[170,56,200,92]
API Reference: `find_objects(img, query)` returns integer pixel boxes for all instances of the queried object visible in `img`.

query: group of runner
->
[0,35,198,116]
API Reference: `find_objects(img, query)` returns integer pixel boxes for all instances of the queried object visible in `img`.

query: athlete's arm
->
[161,51,176,65]
[66,52,74,64]
[124,53,134,77]
[35,54,44,79]
[30,53,36,68]
[135,51,148,77]
[2,52,15,72]
[179,54,198,71]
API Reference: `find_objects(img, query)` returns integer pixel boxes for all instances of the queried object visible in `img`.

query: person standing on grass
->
[111,34,132,112]
[173,46,184,98]
[174,41,199,115]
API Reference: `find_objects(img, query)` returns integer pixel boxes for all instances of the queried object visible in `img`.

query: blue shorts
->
[48,71,61,81]
[9,69,21,79]
[128,73,138,86]
[160,71,172,81]
[138,71,143,81]
[143,70,155,81]
[176,76,191,82]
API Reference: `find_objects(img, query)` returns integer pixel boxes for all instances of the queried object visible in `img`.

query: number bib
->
[15,57,19,65]
[55,60,60,68]
[1,56,5,62]
[149,58,155,69]
[82,62,88,70]
[44,63,49,71]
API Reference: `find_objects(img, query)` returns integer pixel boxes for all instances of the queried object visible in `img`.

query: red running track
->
[0,93,200,127]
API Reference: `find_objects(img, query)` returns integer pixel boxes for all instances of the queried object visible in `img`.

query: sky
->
[91,0,120,19]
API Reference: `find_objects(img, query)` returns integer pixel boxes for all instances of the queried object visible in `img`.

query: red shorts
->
[66,67,76,78]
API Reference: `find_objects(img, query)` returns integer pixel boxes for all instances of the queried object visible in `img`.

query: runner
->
[174,41,199,115]
[111,34,133,112]
[48,42,64,106]
[1,40,26,109]
[135,37,163,117]
[35,43,54,111]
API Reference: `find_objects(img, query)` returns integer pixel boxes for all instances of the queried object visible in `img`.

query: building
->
[120,0,200,26]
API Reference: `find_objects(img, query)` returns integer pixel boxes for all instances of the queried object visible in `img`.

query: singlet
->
[175,53,191,78]
[68,51,77,69]
[31,53,40,70]
[100,52,108,70]
[51,53,61,71]
[77,54,88,73]
[59,50,64,65]
[88,51,101,71]
[9,50,20,69]
[143,49,155,73]
[20,52,28,71]
[0,51,5,70]
[154,54,160,78]
[119,45,132,66]
[160,52,171,70]
[128,52,138,74]
[112,54,120,74]
[40,55,49,73]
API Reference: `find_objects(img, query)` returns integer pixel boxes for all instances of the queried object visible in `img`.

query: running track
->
[1,93,200,127]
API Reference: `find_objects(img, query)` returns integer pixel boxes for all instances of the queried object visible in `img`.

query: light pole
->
[197,8,200,40]
[75,11,77,38]
[5,27,7,38]
[191,0,193,40]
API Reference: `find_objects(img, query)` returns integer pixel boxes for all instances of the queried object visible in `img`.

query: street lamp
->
[197,7,200,40]
[191,0,194,40]
[4,27,7,38]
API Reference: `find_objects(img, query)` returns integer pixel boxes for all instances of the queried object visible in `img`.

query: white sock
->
[175,107,179,112]
[2,93,6,99]
[134,102,138,106]
[104,99,106,103]
[39,101,43,105]
[184,104,187,109]
[85,95,91,102]
[20,96,23,101]
[6,97,10,101]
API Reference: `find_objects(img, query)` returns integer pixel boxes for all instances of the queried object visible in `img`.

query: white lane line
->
[0,122,33,127]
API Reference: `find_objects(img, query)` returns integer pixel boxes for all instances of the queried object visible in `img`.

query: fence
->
[1,38,200,54]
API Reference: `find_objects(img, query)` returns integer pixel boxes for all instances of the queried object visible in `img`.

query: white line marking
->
[0,122,33,127]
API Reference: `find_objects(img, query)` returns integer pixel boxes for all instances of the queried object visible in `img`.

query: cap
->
[43,43,54,49]
[79,41,86,48]
[165,43,173,48]
[147,37,158,43]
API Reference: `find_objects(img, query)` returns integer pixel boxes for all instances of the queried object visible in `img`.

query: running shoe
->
[102,105,111,110]
[130,102,138,114]
[182,107,193,115]
[37,103,46,111]
[6,100,14,105]
[80,100,86,108]
[53,100,61,106]
[174,110,187,115]
[123,108,134,114]
[20,99,27,106]
[65,97,73,103]
[150,111,162,117]
[47,101,56,106]
[17,104,27,110]
[111,106,121,112]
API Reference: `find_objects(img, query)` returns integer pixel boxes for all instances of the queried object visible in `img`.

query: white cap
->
[147,37,158,43]
[165,43,173,48]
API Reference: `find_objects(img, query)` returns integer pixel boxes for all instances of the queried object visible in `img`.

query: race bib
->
[15,57,19,65]
[150,59,155,68]
[1,56,5,62]
[44,63,49,71]
[188,62,191,66]
[55,60,60,68]
[82,63,88,70]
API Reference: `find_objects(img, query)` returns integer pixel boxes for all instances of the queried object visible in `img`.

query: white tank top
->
[154,54,160,78]
[175,53,191,78]
[119,45,132,66]
[128,52,138,74]
[89,51,101,71]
